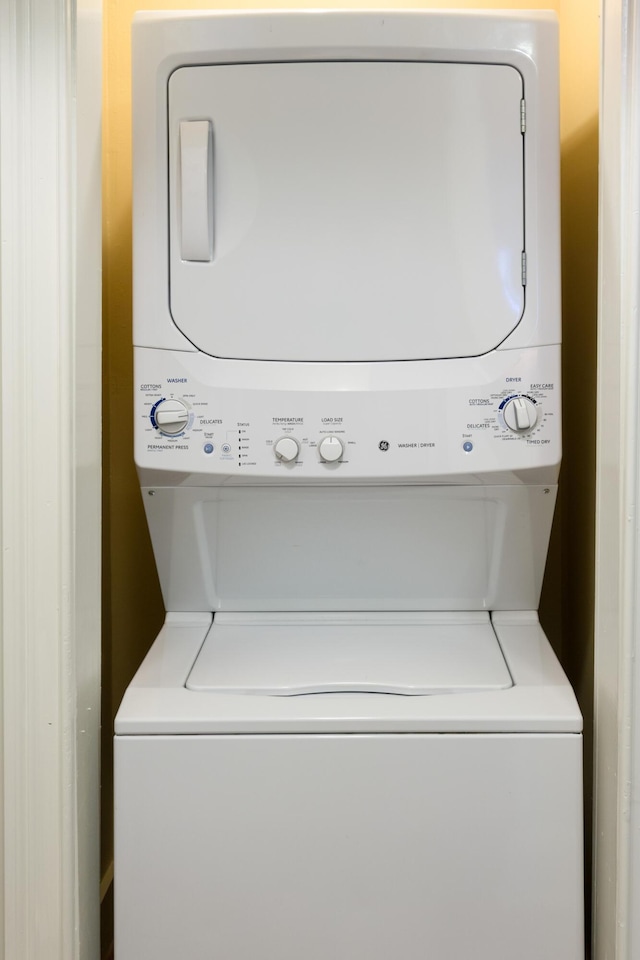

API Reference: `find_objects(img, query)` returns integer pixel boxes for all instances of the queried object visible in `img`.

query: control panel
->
[135,345,561,482]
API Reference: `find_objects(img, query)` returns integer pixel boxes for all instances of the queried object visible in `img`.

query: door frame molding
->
[0,0,101,957]
[595,0,640,956]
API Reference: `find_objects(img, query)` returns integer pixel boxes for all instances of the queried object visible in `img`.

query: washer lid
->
[168,60,524,362]
[185,612,513,696]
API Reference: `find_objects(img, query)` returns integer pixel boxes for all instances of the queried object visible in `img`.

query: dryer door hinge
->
[520,99,526,133]
[521,251,527,286]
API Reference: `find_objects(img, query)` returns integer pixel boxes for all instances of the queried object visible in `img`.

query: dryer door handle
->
[179,120,212,262]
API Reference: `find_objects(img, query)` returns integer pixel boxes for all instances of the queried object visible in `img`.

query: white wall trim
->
[0,0,77,955]
[621,0,640,945]
[595,1,640,957]
[0,1,101,958]
[75,1,102,957]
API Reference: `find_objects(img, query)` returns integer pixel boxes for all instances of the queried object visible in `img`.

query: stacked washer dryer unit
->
[116,11,583,960]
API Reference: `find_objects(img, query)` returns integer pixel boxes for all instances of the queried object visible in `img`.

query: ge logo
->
[378,440,390,452]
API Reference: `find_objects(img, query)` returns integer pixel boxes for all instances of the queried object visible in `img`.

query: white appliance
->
[115,11,583,960]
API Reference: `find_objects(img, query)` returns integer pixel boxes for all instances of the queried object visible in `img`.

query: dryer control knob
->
[319,435,344,462]
[274,436,299,462]
[502,395,538,433]
[152,398,189,436]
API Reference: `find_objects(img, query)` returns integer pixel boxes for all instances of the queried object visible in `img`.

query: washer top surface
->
[115,611,582,735]
[168,60,524,362]
[186,612,512,695]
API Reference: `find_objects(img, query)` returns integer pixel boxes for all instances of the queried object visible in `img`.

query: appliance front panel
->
[115,733,584,960]
[143,484,556,613]
[135,345,560,483]
[168,60,524,361]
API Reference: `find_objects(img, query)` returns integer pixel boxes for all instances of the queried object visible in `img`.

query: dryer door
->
[168,60,524,362]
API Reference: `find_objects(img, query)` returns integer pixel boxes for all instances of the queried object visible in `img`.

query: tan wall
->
[102,0,599,934]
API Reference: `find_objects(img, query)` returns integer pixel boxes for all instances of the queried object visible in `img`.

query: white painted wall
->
[0,0,101,958]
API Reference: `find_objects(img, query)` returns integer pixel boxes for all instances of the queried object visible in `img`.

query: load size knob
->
[319,435,344,462]
[274,436,299,462]
[502,395,538,433]
[152,398,189,436]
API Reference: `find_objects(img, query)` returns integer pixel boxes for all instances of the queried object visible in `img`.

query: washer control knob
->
[274,436,300,462]
[152,398,189,436]
[503,395,538,433]
[319,435,344,462]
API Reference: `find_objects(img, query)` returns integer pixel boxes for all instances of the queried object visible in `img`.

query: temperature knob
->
[274,436,299,462]
[152,398,189,436]
[319,435,344,462]
[502,395,538,433]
